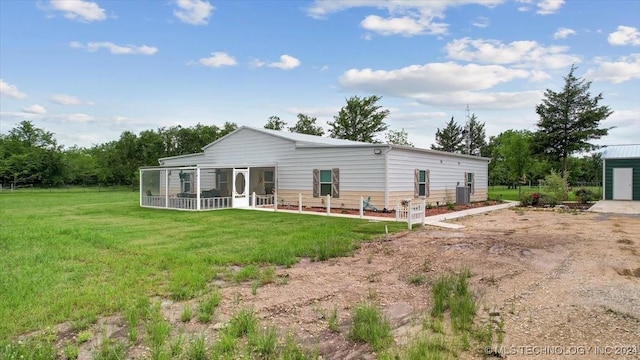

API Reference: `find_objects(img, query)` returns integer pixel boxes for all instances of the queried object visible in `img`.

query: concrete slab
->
[588,200,640,215]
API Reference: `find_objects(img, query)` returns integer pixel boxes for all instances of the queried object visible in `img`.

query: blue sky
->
[1,0,638,149]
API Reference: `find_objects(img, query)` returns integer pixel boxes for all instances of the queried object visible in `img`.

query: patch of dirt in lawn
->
[49,209,640,359]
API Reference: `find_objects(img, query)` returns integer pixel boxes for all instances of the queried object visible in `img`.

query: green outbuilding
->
[602,145,640,200]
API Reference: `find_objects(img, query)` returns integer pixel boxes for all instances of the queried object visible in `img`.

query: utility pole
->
[463,105,471,155]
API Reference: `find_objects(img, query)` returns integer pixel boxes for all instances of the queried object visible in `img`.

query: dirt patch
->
[37,209,640,359]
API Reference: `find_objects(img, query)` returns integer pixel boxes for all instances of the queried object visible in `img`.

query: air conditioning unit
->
[456,186,470,205]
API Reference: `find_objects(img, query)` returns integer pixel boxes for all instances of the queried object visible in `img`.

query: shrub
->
[544,171,569,202]
[574,188,595,204]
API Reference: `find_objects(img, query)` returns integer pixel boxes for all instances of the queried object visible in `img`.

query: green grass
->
[488,185,601,201]
[0,191,405,341]
[349,303,394,352]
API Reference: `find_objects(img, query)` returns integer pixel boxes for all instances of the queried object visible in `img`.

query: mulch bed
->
[287,200,503,218]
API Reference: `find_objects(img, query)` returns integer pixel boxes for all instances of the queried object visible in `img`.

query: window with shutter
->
[415,169,429,197]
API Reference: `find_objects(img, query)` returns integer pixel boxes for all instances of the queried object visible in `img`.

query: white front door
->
[613,168,633,200]
[232,168,250,208]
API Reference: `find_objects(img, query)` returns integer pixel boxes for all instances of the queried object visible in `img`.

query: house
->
[602,144,640,200]
[139,126,490,211]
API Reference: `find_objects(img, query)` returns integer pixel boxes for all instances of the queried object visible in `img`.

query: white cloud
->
[0,79,27,99]
[608,26,640,46]
[50,93,82,105]
[284,106,339,118]
[472,16,489,28]
[360,15,446,36]
[22,104,47,114]
[267,55,301,70]
[69,41,158,55]
[306,0,502,36]
[586,54,640,84]
[536,0,564,15]
[174,0,214,25]
[251,55,301,70]
[340,62,529,93]
[197,52,237,67]
[49,0,106,22]
[553,27,576,39]
[445,37,580,69]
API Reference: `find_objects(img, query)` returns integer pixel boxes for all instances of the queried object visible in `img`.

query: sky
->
[0,0,639,150]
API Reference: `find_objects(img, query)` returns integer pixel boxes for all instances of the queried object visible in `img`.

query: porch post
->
[359,196,364,218]
[421,199,426,225]
[252,192,256,208]
[196,168,201,210]
[298,193,302,213]
[139,169,143,207]
[165,169,169,209]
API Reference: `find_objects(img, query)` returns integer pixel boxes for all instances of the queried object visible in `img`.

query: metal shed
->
[602,145,640,200]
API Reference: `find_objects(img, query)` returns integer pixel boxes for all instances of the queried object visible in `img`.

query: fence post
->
[395,200,399,222]
[359,196,364,218]
[407,200,412,230]
[421,199,426,225]
[298,193,302,213]
[326,194,331,215]
[252,192,256,208]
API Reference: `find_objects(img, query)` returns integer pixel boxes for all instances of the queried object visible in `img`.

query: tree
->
[289,113,324,136]
[431,117,463,153]
[0,121,64,187]
[264,116,287,131]
[462,114,486,156]
[385,128,413,146]
[328,95,389,142]
[534,65,613,172]
[499,130,533,188]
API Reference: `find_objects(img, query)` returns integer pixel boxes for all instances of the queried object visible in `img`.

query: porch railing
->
[201,197,232,210]
[253,194,274,207]
[141,195,166,207]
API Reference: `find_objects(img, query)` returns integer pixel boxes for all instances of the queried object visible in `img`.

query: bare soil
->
[58,208,640,359]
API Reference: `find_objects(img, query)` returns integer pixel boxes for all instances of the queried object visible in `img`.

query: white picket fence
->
[395,200,426,229]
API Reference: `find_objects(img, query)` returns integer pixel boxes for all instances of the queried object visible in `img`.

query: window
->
[313,168,339,198]
[216,170,228,194]
[264,170,274,194]
[414,169,430,198]
[181,173,191,193]
[465,172,475,194]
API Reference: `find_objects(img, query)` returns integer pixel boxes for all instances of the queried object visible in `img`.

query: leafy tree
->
[431,117,463,153]
[264,116,287,131]
[534,65,613,172]
[499,130,533,189]
[62,146,98,185]
[385,128,413,146]
[328,95,389,142]
[462,114,486,156]
[289,113,324,136]
[0,121,64,186]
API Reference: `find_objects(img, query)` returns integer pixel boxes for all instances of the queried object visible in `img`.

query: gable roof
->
[602,144,640,159]
[202,126,378,150]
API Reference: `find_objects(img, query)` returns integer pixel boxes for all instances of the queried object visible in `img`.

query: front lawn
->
[0,191,405,340]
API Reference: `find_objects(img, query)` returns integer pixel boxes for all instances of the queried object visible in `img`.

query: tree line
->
[0,65,611,189]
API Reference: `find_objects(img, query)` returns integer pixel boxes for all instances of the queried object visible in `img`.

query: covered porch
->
[139,165,276,211]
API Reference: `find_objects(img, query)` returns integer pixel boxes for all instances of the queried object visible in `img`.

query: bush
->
[544,171,569,202]
[574,188,595,204]
[518,192,540,206]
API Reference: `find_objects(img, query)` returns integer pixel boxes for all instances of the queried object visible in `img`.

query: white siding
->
[160,154,205,166]
[277,147,385,191]
[199,128,295,165]
[387,148,488,193]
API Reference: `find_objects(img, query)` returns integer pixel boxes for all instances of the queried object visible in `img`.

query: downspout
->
[384,145,391,210]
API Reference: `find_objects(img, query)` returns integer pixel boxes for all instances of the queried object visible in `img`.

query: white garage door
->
[613,168,633,200]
